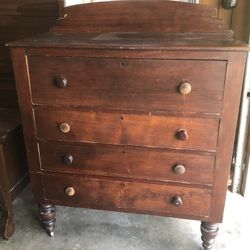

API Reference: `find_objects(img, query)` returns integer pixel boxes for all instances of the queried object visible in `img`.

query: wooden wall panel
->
[200,0,232,29]
[231,0,250,44]
[0,0,60,108]
[0,0,58,16]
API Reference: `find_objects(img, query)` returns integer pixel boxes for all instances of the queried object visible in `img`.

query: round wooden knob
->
[63,154,73,165]
[172,196,183,207]
[178,82,192,95]
[65,187,75,196]
[176,129,188,141]
[54,76,68,88]
[59,123,70,133]
[173,165,186,175]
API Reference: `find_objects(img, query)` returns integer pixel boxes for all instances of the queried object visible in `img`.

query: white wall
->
[65,0,197,7]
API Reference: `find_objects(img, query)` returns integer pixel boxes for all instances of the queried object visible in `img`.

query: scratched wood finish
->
[51,0,231,35]
[43,173,211,218]
[39,141,215,185]
[10,32,247,51]
[35,109,219,151]
[8,1,249,247]
[29,56,226,113]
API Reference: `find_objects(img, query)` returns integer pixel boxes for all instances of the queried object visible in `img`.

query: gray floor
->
[0,186,249,250]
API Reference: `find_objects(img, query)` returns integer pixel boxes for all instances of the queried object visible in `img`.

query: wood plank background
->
[200,0,232,29]
[0,0,61,108]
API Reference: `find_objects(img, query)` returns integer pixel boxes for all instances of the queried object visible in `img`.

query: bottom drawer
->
[43,174,211,218]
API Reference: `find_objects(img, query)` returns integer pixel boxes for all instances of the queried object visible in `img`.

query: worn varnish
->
[35,109,219,151]
[43,173,212,218]
[39,141,215,186]
[29,56,226,113]
[8,1,249,249]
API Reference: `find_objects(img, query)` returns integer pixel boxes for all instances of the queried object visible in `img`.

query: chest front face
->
[10,44,246,222]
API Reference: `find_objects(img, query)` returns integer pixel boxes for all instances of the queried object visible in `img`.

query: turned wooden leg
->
[201,222,219,250]
[38,204,56,237]
[0,176,15,240]
[1,209,15,240]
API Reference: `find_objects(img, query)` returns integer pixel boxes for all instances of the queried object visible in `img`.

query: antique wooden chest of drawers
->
[8,1,249,249]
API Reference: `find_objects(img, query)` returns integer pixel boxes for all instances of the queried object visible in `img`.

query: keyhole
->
[121,61,128,67]
[120,115,124,120]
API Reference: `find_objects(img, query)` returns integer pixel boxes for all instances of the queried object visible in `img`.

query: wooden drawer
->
[28,56,226,113]
[39,141,215,185]
[43,173,212,217]
[35,109,219,151]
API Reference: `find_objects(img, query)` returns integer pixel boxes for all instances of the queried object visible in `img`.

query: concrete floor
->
[0,186,249,250]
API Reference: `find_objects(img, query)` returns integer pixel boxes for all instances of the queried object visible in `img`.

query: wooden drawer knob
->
[59,123,70,133]
[176,129,188,141]
[171,196,183,207]
[54,76,68,88]
[173,165,186,175]
[65,187,75,196]
[178,82,192,95]
[63,154,73,165]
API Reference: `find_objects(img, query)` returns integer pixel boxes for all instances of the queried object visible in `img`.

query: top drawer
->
[28,56,226,113]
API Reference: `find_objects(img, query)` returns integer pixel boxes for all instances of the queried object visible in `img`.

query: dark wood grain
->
[0,0,58,16]
[0,16,57,77]
[29,56,226,113]
[209,52,247,222]
[0,144,15,240]
[39,141,215,185]
[0,109,28,240]
[43,173,212,218]
[0,0,60,108]
[0,79,17,108]
[35,109,219,151]
[0,16,57,38]
[10,48,41,173]
[9,32,248,51]
[8,1,249,247]
[25,49,247,61]
[2,127,28,200]
[0,111,28,200]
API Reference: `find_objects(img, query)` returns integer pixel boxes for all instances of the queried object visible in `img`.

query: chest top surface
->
[7,0,249,51]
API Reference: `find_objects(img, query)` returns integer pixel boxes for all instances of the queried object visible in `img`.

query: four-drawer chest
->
[8,1,249,249]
